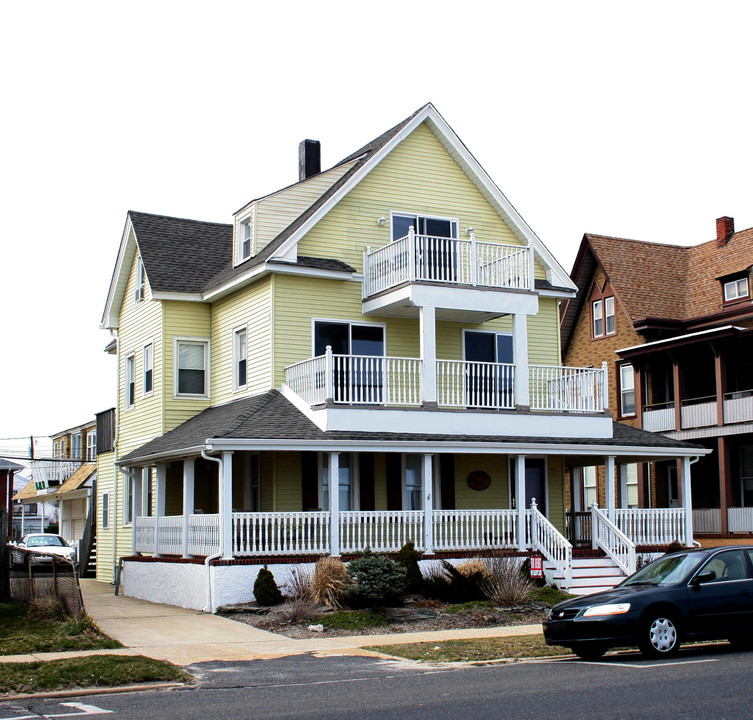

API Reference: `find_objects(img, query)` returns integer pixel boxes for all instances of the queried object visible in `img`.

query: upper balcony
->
[362,230,537,321]
[643,389,753,433]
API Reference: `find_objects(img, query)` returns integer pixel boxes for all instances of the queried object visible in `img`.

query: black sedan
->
[544,545,753,659]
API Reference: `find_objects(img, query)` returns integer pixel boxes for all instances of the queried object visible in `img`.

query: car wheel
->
[639,614,680,658]
[728,632,753,651]
[573,643,607,660]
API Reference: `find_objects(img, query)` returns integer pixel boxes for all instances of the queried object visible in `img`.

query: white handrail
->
[527,500,572,588]
[436,360,515,409]
[529,364,607,412]
[592,503,636,576]
[339,511,424,553]
[433,509,518,550]
[613,507,685,546]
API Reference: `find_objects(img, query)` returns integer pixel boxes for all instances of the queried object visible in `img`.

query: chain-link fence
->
[7,546,84,616]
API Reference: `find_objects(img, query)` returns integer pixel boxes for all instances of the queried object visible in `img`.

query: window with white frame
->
[125,354,135,408]
[234,328,247,390]
[135,255,146,302]
[404,454,423,510]
[143,343,154,396]
[724,277,749,302]
[239,216,252,261]
[320,453,356,511]
[123,473,133,524]
[102,492,110,529]
[592,299,603,337]
[176,340,209,396]
[71,433,82,460]
[605,296,616,334]
[583,466,597,509]
[86,431,97,461]
[391,213,458,241]
[593,296,615,338]
[625,463,638,508]
[54,440,61,458]
[620,363,636,416]
[141,468,153,516]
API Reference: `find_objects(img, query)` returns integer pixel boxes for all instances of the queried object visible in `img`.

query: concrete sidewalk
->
[80,580,543,666]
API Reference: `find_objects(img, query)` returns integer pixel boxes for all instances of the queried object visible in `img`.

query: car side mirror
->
[691,571,716,586]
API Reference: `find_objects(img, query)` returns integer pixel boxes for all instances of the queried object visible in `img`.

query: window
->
[619,364,636,416]
[234,328,247,390]
[143,343,153,396]
[724,277,749,302]
[141,468,153,517]
[463,330,514,407]
[240,217,252,260]
[86,431,97,461]
[125,354,135,408]
[592,299,603,337]
[123,473,133,525]
[583,467,597,509]
[391,213,458,241]
[741,446,753,507]
[53,440,61,458]
[593,296,616,338]
[404,454,423,510]
[624,464,638,508]
[176,340,209,396]
[320,453,356,511]
[605,296,616,334]
[135,255,146,302]
[71,433,82,460]
[102,492,110,530]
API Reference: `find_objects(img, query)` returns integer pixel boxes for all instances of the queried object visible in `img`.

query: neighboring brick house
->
[561,218,753,537]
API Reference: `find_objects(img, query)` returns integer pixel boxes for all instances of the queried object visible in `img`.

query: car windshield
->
[27,536,67,547]
[622,553,704,586]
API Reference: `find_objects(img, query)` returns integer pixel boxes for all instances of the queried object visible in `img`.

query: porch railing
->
[233,512,329,556]
[693,508,722,534]
[591,504,636,576]
[529,363,607,412]
[339,510,424,553]
[723,391,753,424]
[156,515,183,556]
[527,500,572,588]
[613,507,686,546]
[134,516,155,553]
[362,230,533,298]
[728,507,753,533]
[436,360,515,409]
[188,513,220,556]
[681,397,716,429]
[642,403,676,432]
[565,511,592,545]
[433,509,518,551]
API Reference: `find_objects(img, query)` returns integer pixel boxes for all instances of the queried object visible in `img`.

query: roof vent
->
[716,216,734,247]
[299,139,321,181]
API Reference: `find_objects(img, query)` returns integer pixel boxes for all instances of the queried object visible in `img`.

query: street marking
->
[44,703,112,718]
[579,658,718,668]
[0,714,39,720]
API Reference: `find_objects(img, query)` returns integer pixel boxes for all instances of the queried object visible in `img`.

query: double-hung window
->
[102,492,110,530]
[619,364,636,416]
[320,453,356,511]
[176,340,209,397]
[125,354,135,408]
[604,297,615,334]
[724,277,749,302]
[135,256,146,302]
[143,343,154,396]
[71,433,82,460]
[592,296,615,338]
[592,299,603,337]
[404,454,423,511]
[123,473,133,525]
[141,468,153,517]
[234,328,247,390]
[86,431,97,461]
[239,216,252,261]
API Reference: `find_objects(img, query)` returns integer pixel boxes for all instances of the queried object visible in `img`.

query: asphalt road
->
[3,644,752,720]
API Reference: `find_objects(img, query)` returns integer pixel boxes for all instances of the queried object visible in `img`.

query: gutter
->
[200,450,223,613]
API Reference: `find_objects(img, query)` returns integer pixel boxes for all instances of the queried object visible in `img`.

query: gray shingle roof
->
[118,390,702,465]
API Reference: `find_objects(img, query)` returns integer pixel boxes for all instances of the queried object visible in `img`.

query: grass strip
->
[368,635,571,663]
[0,603,121,656]
[0,655,191,696]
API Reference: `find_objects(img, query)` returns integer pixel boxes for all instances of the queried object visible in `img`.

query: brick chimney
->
[299,139,321,181]
[716,216,734,247]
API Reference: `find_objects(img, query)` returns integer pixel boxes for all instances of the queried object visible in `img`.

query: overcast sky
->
[2,1,752,456]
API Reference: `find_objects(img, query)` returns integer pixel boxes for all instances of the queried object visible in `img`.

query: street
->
[2,644,752,720]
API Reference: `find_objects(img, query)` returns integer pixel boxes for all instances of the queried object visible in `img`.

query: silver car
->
[17,533,77,563]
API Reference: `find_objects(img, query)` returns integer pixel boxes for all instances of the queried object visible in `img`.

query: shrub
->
[423,560,486,603]
[445,600,493,614]
[396,541,424,593]
[482,554,534,607]
[455,559,486,577]
[312,556,350,609]
[254,566,284,606]
[665,540,685,555]
[317,610,389,630]
[28,594,68,621]
[527,585,575,606]
[64,615,95,637]
[286,565,314,600]
[277,598,318,624]
[345,550,407,607]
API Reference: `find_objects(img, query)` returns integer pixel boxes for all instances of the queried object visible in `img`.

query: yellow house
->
[98,104,704,610]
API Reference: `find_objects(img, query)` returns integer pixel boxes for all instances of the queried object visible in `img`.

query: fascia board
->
[101,215,136,329]
[538,288,576,300]
[151,291,205,302]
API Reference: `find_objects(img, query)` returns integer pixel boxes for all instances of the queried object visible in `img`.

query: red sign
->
[530,555,543,578]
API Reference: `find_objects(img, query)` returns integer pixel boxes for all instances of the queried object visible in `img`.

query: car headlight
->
[582,603,631,617]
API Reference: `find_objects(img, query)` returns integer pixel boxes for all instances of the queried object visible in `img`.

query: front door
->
[510,458,547,515]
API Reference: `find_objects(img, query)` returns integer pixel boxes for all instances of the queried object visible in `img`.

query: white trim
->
[619,363,636,417]
[310,317,388,357]
[101,215,137,329]
[151,291,205,302]
[143,341,154,398]
[173,336,211,399]
[461,328,514,362]
[125,353,135,410]
[724,277,749,302]
[389,210,460,241]
[101,491,111,530]
[233,325,248,393]
[317,451,359,511]
[507,455,549,515]
[236,209,255,266]
[616,325,740,354]
[135,255,146,303]
[402,453,424,511]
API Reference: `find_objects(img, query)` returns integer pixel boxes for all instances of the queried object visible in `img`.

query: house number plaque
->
[467,471,491,491]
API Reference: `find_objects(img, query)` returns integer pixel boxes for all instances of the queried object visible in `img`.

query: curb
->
[1,680,191,701]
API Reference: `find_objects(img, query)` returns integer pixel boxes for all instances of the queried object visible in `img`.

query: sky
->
[1,1,752,457]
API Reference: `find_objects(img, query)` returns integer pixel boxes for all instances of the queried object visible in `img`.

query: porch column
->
[219,452,234,560]
[422,454,434,554]
[718,436,730,535]
[182,459,195,558]
[681,456,694,546]
[328,453,340,556]
[515,454,527,551]
[131,469,142,553]
[671,358,682,431]
[420,305,437,406]
[513,314,529,408]
[154,464,167,557]
[604,456,616,518]
[618,464,628,509]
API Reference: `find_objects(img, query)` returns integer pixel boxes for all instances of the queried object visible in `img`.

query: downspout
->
[688,456,701,547]
[112,329,120,582]
[201,449,223,613]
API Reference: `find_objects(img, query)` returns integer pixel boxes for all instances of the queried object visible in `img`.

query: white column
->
[682,456,693,546]
[619,464,628,509]
[513,313,529,407]
[154,464,166,556]
[420,305,437,405]
[219,452,234,560]
[422,453,433,554]
[182,459,195,558]
[328,453,340,556]
[131,469,142,553]
[605,456,616,518]
[515,454,527,551]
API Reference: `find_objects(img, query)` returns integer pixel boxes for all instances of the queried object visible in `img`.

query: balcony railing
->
[436,360,515,410]
[724,391,753,424]
[680,396,716,429]
[362,230,533,298]
[528,364,607,413]
[642,402,675,432]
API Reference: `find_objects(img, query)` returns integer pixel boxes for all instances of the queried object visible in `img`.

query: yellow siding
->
[95,452,115,583]
[162,301,212,431]
[272,451,301,511]
[547,456,565,531]
[453,455,509,510]
[210,277,274,405]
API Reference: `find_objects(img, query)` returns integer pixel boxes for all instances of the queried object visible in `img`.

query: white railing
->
[591,504,636,576]
[527,500,572,588]
[134,516,155,553]
[362,230,533,298]
[233,512,329,556]
[188,513,220,556]
[433,509,518,551]
[436,360,515,409]
[693,508,722,534]
[339,511,424,553]
[285,355,327,406]
[529,363,607,413]
[681,399,716,429]
[643,405,676,432]
[724,392,753,424]
[613,508,686,546]
[156,515,183,555]
[728,507,753,533]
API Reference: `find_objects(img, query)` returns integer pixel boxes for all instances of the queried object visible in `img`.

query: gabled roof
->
[54,463,96,496]
[561,225,753,351]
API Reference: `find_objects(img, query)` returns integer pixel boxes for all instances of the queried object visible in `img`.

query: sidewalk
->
[79,580,543,666]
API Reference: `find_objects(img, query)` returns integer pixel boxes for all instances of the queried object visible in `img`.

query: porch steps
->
[546,556,626,596]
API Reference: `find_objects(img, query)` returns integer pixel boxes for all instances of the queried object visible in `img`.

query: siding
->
[453,454,509,509]
[95,452,115,583]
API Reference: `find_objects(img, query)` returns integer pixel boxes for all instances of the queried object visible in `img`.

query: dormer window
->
[135,255,146,302]
[240,217,252,261]
[724,276,749,302]
[592,296,615,338]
